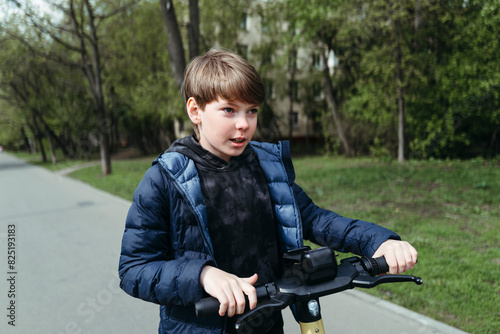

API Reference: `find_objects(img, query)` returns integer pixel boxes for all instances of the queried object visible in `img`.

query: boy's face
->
[187,97,259,161]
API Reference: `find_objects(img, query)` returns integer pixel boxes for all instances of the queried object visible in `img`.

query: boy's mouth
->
[230,138,246,144]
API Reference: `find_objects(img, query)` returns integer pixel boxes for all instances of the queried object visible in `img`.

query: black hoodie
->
[167,136,282,282]
[167,136,283,333]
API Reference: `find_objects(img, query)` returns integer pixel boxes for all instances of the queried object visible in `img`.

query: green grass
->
[69,157,155,201]
[295,157,500,334]
[68,155,499,333]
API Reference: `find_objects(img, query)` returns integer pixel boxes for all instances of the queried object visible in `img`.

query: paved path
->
[0,153,469,334]
[0,153,158,333]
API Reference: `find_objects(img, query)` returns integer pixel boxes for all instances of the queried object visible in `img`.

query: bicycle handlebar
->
[360,256,390,276]
[195,284,272,318]
[195,247,422,324]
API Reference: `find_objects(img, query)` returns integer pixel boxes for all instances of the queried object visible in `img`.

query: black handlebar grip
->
[195,297,220,318]
[372,256,390,275]
[195,284,271,318]
[361,256,390,276]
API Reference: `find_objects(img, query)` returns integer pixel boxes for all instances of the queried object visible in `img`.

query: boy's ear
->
[186,97,202,124]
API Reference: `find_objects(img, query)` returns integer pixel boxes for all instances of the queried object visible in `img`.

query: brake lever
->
[234,293,295,332]
[342,255,423,288]
[352,273,423,289]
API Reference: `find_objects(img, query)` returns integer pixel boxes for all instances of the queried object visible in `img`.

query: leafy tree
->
[342,0,499,159]
[1,0,497,162]
[199,0,248,51]
[285,0,354,156]
[103,1,183,154]
[0,30,101,161]
[1,0,140,174]
[426,0,500,158]
[247,1,298,143]
[341,0,417,161]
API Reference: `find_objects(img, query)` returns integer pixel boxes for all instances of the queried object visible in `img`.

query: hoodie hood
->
[164,135,253,172]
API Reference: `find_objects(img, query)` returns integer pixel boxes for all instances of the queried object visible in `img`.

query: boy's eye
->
[223,108,235,113]
[248,108,258,115]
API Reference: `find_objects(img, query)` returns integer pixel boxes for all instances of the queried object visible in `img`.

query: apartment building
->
[231,0,337,145]
[175,1,337,147]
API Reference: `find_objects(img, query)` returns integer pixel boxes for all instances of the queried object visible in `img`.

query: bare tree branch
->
[68,0,96,90]
[26,14,82,53]
[0,28,81,69]
[94,0,142,25]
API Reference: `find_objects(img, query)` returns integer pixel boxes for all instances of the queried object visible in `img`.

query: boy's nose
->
[235,116,250,130]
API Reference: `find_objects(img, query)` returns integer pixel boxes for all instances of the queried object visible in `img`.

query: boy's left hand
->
[372,239,418,274]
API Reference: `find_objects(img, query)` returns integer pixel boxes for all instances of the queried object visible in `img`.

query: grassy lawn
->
[295,156,500,334]
[69,157,156,201]
[68,155,499,333]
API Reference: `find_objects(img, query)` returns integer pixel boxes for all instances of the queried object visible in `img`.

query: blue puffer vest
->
[119,140,399,334]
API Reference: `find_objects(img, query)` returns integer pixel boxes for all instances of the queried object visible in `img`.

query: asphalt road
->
[0,152,468,334]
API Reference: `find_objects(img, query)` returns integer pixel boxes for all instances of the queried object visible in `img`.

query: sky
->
[0,0,56,22]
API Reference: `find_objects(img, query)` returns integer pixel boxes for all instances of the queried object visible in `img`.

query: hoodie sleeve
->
[294,183,400,257]
[118,164,213,306]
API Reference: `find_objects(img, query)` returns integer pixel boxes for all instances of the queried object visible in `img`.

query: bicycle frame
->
[295,298,325,334]
[301,320,325,334]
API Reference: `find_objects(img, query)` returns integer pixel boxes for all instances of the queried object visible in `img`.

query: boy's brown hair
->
[182,49,265,137]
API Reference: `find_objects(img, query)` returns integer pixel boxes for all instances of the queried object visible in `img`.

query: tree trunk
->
[414,0,422,27]
[31,118,47,162]
[26,127,37,154]
[187,0,200,60]
[37,111,69,158]
[288,90,294,143]
[160,0,187,88]
[47,132,57,164]
[394,20,405,162]
[37,112,57,163]
[397,81,405,162]
[86,0,111,175]
[320,49,352,156]
[288,44,297,143]
[20,127,31,153]
[414,0,422,51]
[490,126,499,155]
[71,0,111,175]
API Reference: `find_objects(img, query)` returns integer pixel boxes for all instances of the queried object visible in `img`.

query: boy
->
[118,49,417,334]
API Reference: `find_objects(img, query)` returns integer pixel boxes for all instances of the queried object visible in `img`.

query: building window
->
[236,44,248,59]
[291,81,299,101]
[240,13,248,31]
[264,80,275,99]
[313,81,324,101]
[312,53,322,69]
[289,112,299,128]
[289,50,297,70]
[261,16,270,33]
[262,49,273,65]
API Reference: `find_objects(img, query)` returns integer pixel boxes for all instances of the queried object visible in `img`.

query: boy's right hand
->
[199,265,258,317]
